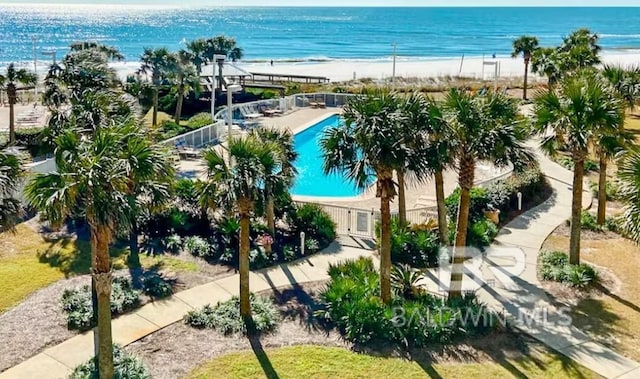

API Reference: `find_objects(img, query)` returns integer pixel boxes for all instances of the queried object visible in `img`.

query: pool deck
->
[178,106,502,212]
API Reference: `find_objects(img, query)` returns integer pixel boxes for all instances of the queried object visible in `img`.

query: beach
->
[107,51,640,84]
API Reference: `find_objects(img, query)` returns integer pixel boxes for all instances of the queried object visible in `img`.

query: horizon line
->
[3,3,640,7]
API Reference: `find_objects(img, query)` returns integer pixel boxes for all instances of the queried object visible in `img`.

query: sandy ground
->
[110,51,640,83]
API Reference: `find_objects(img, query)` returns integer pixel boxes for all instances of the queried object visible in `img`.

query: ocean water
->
[291,114,362,198]
[2,5,640,66]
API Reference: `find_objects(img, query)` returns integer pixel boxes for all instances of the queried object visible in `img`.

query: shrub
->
[290,203,337,246]
[184,295,279,335]
[163,234,182,253]
[305,238,320,253]
[391,264,423,299]
[282,244,297,261]
[142,273,173,299]
[605,216,622,234]
[384,218,441,268]
[557,156,597,172]
[320,258,493,348]
[69,344,150,379]
[445,187,490,223]
[250,248,273,269]
[159,119,182,139]
[13,128,54,157]
[466,218,499,248]
[539,251,598,288]
[184,236,211,257]
[188,112,213,129]
[580,210,603,232]
[62,277,141,330]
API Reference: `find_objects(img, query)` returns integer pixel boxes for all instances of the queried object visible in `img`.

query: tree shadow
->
[246,320,280,379]
[597,283,640,314]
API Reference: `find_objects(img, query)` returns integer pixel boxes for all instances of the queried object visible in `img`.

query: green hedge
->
[538,251,598,288]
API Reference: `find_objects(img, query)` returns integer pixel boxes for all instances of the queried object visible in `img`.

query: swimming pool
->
[291,114,362,197]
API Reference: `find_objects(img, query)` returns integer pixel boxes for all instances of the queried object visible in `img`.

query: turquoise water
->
[291,114,361,198]
[2,6,640,64]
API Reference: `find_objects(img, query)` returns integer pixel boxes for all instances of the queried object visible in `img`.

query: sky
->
[6,0,640,6]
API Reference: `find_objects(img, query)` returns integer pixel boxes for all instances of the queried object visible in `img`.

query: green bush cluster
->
[184,295,279,335]
[142,273,173,299]
[580,210,604,232]
[384,218,441,268]
[61,277,141,331]
[319,258,494,347]
[184,235,211,257]
[69,344,150,379]
[589,180,620,201]
[539,251,598,288]
[188,112,214,129]
[289,203,337,246]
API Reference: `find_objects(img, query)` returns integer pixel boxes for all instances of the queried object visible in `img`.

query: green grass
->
[142,109,189,127]
[186,345,599,379]
[0,223,197,313]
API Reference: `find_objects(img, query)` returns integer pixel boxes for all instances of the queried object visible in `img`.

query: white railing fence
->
[162,120,226,148]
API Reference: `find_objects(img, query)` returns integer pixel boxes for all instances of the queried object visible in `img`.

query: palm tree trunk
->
[239,203,251,320]
[152,87,159,127]
[266,195,276,236]
[8,86,16,144]
[450,156,475,299]
[380,193,392,304]
[597,154,607,225]
[91,225,114,379]
[435,169,449,245]
[174,84,184,124]
[397,169,407,225]
[523,58,530,100]
[569,156,585,264]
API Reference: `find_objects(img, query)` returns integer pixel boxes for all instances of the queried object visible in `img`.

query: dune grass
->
[0,223,197,313]
[186,345,599,379]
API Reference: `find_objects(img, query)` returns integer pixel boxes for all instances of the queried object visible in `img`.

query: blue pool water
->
[291,114,361,198]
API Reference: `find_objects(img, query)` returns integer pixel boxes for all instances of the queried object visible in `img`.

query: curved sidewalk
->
[475,151,640,379]
[0,243,372,379]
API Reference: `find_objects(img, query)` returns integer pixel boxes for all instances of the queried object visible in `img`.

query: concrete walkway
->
[475,151,640,379]
[0,243,372,379]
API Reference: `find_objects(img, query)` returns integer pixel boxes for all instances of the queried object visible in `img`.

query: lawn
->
[542,234,640,362]
[0,223,197,313]
[186,345,599,379]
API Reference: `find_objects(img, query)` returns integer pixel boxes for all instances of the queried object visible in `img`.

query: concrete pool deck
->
[178,106,506,211]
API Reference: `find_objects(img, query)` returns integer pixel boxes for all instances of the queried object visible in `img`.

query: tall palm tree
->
[250,127,298,236]
[25,122,150,378]
[422,96,454,245]
[602,64,640,112]
[0,152,24,231]
[170,51,202,124]
[0,64,37,144]
[122,123,175,268]
[138,47,173,127]
[200,136,277,319]
[321,92,431,303]
[532,73,623,264]
[617,148,640,243]
[594,127,632,225]
[205,36,244,91]
[512,36,539,100]
[396,92,439,225]
[443,89,532,299]
[185,38,209,75]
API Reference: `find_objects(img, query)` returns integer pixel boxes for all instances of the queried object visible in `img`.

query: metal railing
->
[162,120,226,148]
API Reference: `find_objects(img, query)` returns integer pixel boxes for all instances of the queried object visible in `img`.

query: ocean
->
[2,5,640,66]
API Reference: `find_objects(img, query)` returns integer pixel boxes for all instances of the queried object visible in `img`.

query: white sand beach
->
[106,51,640,83]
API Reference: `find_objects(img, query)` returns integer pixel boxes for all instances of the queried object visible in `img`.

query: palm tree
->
[0,152,24,231]
[603,64,640,112]
[25,122,150,378]
[594,127,632,225]
[422,96,454,245]
[532,73,623,264]
[617,148,640,243]
[396,92,439,225]
[321,92,431,303]
[122,123,175,268]
[205,36,244,91]
[0,64,37,143]
[69,41,125,61]
[185,38,209,75]
[443,89,532,299]
[170,51,202,124]
[138,47,173,127]
[531,47,565,89]
[512,36,539,100]
[200,136,277,319]
[250,127,298,237]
